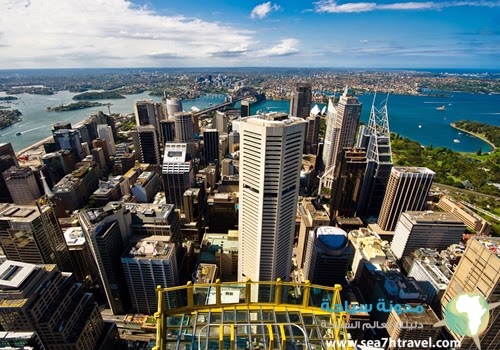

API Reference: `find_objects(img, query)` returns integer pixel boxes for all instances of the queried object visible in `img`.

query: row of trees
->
[454,120,500,148]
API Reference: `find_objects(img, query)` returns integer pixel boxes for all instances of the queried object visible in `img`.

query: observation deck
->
[153,279,354,350]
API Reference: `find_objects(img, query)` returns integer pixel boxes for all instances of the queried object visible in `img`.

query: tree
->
[477,148,482,156]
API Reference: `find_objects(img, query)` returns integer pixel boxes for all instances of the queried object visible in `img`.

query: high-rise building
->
[97,124,116,156]
[302,226,352,286]
[121,236,179,315]
[132,125,161,165]
[203,129,219,164]
[305,110,321,154]
[296,198,331,269]
[3,166,41,205]
[238,115,305,300]
[391,211,465,259]
[330,147,367,218]
[162,143,194,211]
[0,203,71,271]
[160,119,176,143]
[134,99,163,131]
[386,304,441,350]
[322,87,362,172]
[0,143,19,203]
[79,204,132,314]
[441,237,500,350]
[173,112,195,156]
[165,98,183,118]
[289,83,312,119]
[213,111,228,133]
[356,95,393,218]
[0,260,106,350]
[52,128,84,160]
[377,167,435,231]
[240,100,251,118]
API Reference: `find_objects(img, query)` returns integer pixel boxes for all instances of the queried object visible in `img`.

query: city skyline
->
[0,0,499,69]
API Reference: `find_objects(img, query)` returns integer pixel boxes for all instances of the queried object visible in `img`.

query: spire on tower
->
[40,172,54,199]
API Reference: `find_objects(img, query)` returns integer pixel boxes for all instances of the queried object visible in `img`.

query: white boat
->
[418,125,422,128]
[453,139,460,143]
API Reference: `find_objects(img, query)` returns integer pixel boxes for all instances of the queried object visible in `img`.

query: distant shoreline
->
[450,123,497,151]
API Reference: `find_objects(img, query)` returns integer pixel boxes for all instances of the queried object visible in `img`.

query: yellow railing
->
[153,279,350,350]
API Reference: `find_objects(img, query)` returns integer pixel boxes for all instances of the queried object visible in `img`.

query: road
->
[432,183,500,200]
[461,202,500,222]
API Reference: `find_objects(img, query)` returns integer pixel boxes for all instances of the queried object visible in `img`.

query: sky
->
[0,0,499,69]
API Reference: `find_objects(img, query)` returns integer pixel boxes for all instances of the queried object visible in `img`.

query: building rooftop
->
[315,226,348,250]
[163,144,188,163]
[390,303,440,325]
[194,263,217,284]
[125,236,175,259]
[135,171,154,186]
[63,227,86,247]
[393,166,435,175]
[241,114,306,127]
[0,260,37,289]
[402,211,465,225]
[474,236,500,259]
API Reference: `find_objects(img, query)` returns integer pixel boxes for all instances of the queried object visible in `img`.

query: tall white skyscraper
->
[97,124,116,156]
[238,115,305,300]
[322,87,362,172]
[173,112,195,156]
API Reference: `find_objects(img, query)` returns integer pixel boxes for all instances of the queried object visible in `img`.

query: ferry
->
[453,139,460,143]
[436,105,446,111]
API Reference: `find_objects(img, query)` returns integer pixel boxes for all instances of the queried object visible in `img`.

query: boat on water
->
[436,105,446,111]
[16,132,22,136]
[418,125,422,128]
[454,139,460,143]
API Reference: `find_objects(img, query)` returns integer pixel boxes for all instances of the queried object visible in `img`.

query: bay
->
[0,90,499,153]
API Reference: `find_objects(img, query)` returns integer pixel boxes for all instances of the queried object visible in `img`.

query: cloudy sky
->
[0,0,499,68]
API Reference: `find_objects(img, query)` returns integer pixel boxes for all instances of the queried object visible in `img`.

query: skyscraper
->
[165,97,183,118]
[173,112,195,156]
[79,204,132,314]
[289,83,312,119]
[3,166,41,205]
[356,95,393,218]
[238,115,305,300]
[134,99,163,131]
[377,167,435,231]
[121,236,179,314]
[160,119,176,143]
[52,128,85,160]
[0,143,19,203]
[302,226,352,286]
[391,211,465,259]
[305,109,321,154]
[0,260,107,350]
[322,87,362,172]
[0,203,71,271]
[162,143,194,211]
[441,237,500,350]
[97,124,116,156]
[132,125,161,165]
[330,147,367,218]
[203,129,220,164]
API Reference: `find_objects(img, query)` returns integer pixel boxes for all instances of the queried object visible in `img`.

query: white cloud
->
[259,38,300,57]
[0,0,256,68]
[251,2,280,19]
[314,0,500,13]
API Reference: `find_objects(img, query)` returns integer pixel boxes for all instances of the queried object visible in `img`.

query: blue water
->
[1,90,499,153]
[252,92,500,153]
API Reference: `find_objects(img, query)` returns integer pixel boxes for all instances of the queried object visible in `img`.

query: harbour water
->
[1,90,499,153]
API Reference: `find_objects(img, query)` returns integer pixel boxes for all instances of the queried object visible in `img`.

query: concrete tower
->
[238,115,305,301]
[289,83,312,119]
[173,112,195,156]
[97,124,116,156]
[377,167,435,231]
[356,94,393,218]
